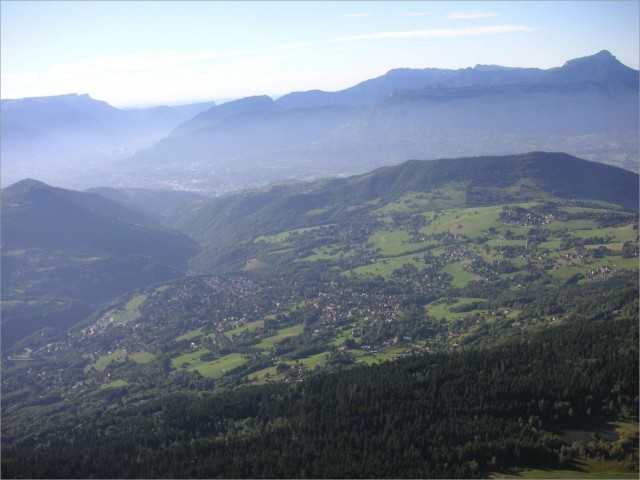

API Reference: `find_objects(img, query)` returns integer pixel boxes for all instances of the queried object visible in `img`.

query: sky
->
[1,1,638,108]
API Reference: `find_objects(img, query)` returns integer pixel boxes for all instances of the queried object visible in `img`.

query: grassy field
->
[170,349,248,378]
[176,327,205,341]
[549,254,638,282]
[224,320,265,337]
[254,231,292,245]
[303,243,344,261]
[92,349,127,371]
[442,261,479,288]
[609,257,640,269]
[305,206,332,216]
[496,420,639,479]
[109,294,147,324]
[486,238,527,248]
[246,352,328,384]
[369,229,412,255]
[129,351,155,364]
[496,461,636,479]
[558,205,629,215]
[539,240,562,250]
[346,253,425,277]
[426,298,487,320]
[572,224,637,243]
[249,348,394,381]
[288,352,328,369]
[171,349,210,368]
[546,219,601,231]
[255,225,332,245]
[256,323,305,350]
[100,379,129,389]
[187,353,247,378]
[88,348,153,373]
[419,205,505,239]
[331,328,355,346]
[243,258,265,271]
[247,365,280,382]
[374,192,434,214]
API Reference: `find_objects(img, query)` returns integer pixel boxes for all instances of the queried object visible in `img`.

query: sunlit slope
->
[165,152,638,274]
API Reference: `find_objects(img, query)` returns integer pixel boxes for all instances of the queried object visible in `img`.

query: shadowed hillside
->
[1,179,201,349]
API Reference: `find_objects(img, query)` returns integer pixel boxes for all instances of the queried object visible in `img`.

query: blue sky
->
[1,1,638,107]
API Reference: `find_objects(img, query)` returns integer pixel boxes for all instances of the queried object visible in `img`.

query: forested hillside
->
[1,179,200,349]
[2,316,637,478]
[2,152,638,478]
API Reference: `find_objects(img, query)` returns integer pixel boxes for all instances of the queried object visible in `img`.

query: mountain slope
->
[3,316,637,478]
[2,179,199,266]
[1,150,637,480]
[130,103,364,175]
[334,152,639,206]
[1,179,201,349]
[275,64,544,109]
[168,152,638,251]
[543,49,639,88]
[1,151,636,469]
[170,95,279,137]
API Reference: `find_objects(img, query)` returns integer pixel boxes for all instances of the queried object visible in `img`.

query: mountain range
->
[1,51,637,194]
[275,49,638,108]
[1,94,215,188]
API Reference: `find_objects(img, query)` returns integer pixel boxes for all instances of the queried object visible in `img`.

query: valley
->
[2,153,638,479]
[5,168,637,388]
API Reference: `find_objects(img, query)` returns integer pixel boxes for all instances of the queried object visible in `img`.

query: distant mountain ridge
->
[1,93,216,136]
[126,50,638,193]
[1,94,215,188]
[276,50,636,108]
[2,51,638,193]
[544,49,638,87]
[171,95,278,137]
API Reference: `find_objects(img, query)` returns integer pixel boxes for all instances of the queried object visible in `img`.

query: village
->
[4,196,637,398]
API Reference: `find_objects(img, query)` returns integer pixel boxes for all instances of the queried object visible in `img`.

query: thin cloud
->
[0,40,317,101]
[447,11,499,20]
[345,13,373,17]
[220,55,289,68]
[3,42,316,82]
[270,41,316,51]
[333,24,535,42]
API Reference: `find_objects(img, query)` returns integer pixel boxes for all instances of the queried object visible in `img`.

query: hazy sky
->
[1,1,638,107]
